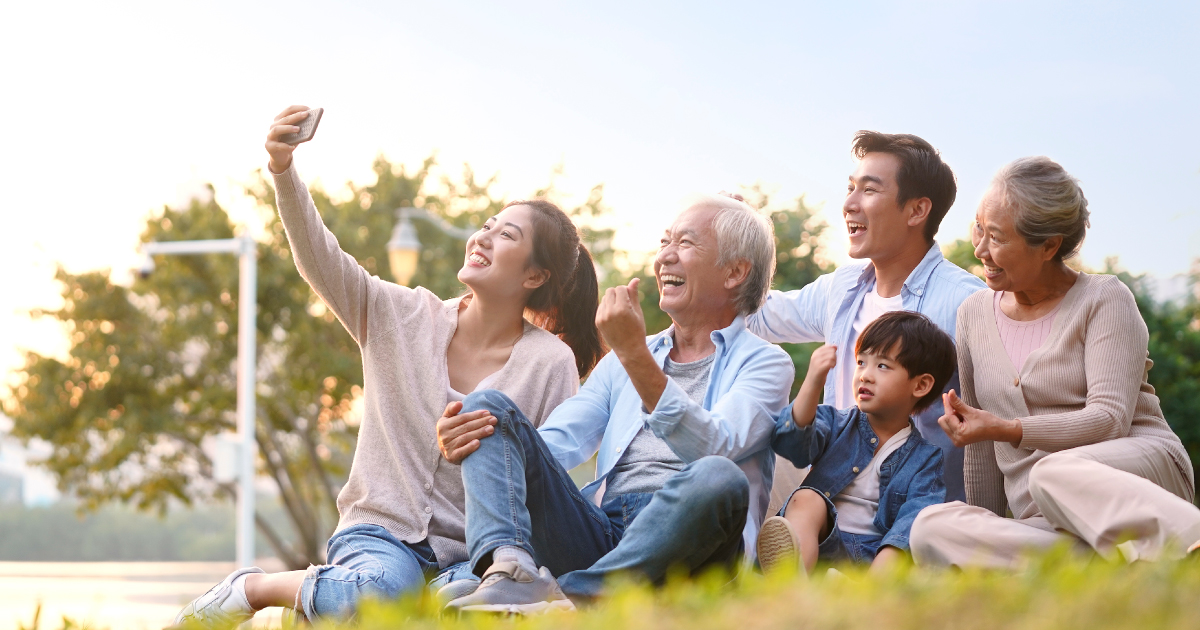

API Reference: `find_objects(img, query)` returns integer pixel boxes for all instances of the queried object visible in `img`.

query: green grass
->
[339,550,1200,630]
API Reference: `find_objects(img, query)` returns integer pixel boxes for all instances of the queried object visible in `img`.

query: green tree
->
[4,156,615,568]
[1107,264,1200,465]
[942,238,983,279]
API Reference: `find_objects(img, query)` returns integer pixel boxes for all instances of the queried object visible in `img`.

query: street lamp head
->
[387,210,422,286]
[137,251,156,279]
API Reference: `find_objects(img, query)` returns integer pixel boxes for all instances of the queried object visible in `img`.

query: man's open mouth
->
[660,274,685,287]
[847,221,866,236]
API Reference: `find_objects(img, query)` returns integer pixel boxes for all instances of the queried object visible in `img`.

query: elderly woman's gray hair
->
[991,156,1091,260]
[684,193,776,315]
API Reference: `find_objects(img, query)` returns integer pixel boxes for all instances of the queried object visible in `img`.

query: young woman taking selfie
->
[173,105,603,626]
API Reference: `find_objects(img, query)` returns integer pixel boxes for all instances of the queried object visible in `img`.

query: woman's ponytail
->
[507,199,605,377]
[555,244,604,376]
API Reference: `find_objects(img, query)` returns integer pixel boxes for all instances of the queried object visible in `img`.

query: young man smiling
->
[746,131,985,501]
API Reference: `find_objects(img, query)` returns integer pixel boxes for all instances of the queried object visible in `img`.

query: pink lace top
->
[993,291,1060,373]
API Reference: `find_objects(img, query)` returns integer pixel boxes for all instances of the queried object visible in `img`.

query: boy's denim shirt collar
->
[771,404,947,551]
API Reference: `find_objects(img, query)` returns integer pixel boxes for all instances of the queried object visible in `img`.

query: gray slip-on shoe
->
[445,561,575,615]
[757,516,804,576]
[435,577,481,604]
[169,566,264,628]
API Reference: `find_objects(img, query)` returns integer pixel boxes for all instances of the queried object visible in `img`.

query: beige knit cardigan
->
[274,164,580,567]
[957,273,1194,519]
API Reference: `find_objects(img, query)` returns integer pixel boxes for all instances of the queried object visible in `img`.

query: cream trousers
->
[910,437,1200,568]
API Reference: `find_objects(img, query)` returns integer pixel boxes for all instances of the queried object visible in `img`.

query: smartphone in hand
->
[280,108,323,145]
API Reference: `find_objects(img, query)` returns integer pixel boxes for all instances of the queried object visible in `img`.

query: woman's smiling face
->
[456,204,545,299]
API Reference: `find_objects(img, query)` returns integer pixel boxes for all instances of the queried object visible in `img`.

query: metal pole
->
[235,235,258,567]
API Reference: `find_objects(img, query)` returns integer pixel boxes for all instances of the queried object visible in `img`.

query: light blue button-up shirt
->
[745,242,985,500]
[538,315,795,553]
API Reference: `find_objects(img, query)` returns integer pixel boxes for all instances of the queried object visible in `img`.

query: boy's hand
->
[789,345,837,428]
[806,344,838,380]
[869,546,904,575]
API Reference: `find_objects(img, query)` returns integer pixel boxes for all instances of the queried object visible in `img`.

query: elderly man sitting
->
[435,194,794,612]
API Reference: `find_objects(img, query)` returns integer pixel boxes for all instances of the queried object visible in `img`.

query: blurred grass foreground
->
[187,551,1200,630]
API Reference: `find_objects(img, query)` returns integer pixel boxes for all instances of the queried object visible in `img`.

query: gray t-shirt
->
[605,351,715,496]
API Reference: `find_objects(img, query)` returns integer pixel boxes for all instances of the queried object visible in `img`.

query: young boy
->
[757,310,954,574]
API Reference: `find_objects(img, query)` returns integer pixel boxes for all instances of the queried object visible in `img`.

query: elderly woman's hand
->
[938,390,1023,448]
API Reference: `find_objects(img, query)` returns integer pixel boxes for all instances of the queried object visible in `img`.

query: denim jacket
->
[771,404,946,551]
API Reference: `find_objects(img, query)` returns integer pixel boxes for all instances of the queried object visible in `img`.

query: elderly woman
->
[909,156,1200,567]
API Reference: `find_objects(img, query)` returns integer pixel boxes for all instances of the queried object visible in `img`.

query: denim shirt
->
[538,315,795,552]
[771,404,946,551]
[746,242,984,500]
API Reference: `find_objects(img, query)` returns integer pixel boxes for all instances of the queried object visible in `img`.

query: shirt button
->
[824,491,830,497]
[852,466,860,473]
[870,438,877,444]
[424,506,432,514]
[424,483,431,491]
[1013,377,1020,386]
[420,530,427,537]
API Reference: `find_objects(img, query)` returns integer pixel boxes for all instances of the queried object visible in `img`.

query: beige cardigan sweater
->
[274,164,580,567]
[958,273,1194,519]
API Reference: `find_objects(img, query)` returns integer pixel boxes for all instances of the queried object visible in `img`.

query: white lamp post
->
[386,207,476,285]
[139,235,258,568]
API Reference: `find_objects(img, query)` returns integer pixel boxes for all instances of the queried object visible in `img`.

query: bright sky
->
[3,1,1198,383]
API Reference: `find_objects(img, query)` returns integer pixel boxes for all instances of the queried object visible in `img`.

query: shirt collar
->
[651,314,747,355]
[855,241,945,298]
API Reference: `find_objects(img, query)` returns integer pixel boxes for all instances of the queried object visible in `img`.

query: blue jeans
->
[299,524,476,621]
[460,390,749,602]
[779,486,883,564]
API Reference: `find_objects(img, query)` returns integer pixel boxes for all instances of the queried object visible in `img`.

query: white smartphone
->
[280,108,323,145]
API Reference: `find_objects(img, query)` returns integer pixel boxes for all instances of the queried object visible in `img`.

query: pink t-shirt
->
[993,291,1060,372]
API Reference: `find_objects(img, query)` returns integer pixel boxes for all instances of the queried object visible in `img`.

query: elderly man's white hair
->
[680,193,776,315]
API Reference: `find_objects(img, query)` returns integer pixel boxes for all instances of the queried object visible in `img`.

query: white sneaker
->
[170,566,263,628]
[757,516,804,575]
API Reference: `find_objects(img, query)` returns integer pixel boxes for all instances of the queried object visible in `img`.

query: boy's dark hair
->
[855,310,956,413]
[852,131,957,243]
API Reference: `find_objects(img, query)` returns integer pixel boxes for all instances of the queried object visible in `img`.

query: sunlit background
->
[5,1,1199,384]
[1,2,1198,625]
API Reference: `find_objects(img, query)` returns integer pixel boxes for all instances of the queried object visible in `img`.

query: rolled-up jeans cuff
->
[427,561,479,592]
[471,538,536,577]
[298,563,332,622]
